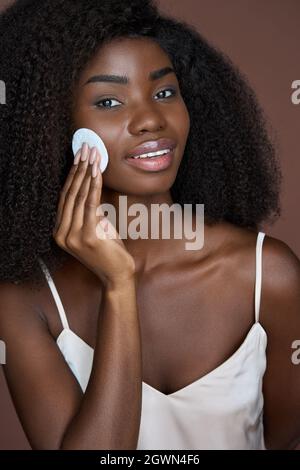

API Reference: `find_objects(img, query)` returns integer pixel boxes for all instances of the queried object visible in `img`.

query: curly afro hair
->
[0,0,282,288]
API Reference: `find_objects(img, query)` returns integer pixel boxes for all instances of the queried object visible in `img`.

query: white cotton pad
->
[72,128,109,173]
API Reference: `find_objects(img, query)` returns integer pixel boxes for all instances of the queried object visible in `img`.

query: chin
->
[127,172,177,194]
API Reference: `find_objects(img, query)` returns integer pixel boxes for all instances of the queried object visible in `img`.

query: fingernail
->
[74,150,81,165]
[81,142,88,161]
[89,147,96,165]
[92,156,98,178]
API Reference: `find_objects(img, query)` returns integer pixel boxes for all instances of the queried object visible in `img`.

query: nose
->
[128,102,167,135]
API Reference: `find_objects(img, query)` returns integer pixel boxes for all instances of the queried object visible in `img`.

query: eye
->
[155,88,177,100]
[95,98,121,109]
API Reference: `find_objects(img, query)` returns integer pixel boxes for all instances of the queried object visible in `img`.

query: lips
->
[126,138,176,159]
[125,149,174,172]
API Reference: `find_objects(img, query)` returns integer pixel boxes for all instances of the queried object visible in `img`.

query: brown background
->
[0,0,299,450]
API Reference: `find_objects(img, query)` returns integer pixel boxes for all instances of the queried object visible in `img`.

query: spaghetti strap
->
[38,258,70,330]
[254,232,265,323]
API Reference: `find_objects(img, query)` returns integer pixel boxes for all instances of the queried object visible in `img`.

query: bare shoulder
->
[242,224,298,309]
[216,221,300,283]
[254,233,300,328]
[260,233,300,292]
[213,221,300,316]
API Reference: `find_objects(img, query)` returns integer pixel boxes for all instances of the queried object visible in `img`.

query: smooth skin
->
[0,37,300,450]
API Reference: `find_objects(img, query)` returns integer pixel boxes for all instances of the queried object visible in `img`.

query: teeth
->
[132,149,171,159]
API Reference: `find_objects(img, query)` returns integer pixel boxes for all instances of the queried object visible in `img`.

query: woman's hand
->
[53,143,135,285]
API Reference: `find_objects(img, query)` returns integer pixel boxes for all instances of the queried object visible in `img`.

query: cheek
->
[175,103,190,143]
[99,125,126,161]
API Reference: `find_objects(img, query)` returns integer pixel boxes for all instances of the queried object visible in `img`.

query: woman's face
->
[72,37,190,196]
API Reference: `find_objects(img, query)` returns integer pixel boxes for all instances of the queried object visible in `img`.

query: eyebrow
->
[83,66,175,86]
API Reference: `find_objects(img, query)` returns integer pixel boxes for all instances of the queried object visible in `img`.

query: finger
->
[83,150,104,231]
[53,147,83,235]
[71,147,98,232]
[56,143,90,237]
[53,143,88,231]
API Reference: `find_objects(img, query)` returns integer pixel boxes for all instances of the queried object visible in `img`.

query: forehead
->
[79,37,173,81]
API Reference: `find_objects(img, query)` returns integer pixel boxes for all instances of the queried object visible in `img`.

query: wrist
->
[104,272,136,291]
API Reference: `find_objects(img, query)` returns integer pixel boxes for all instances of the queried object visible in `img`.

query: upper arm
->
[260,236,300,450]
[0,283,84,449]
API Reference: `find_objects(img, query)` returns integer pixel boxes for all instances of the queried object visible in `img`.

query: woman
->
[0,0,299,450]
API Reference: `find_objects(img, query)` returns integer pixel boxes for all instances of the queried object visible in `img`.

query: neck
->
[100,187,206,273]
